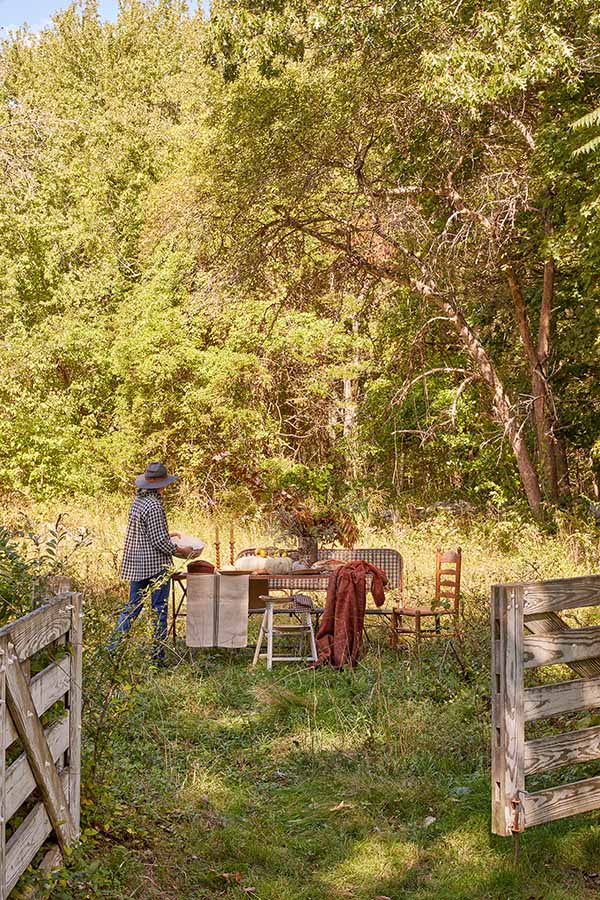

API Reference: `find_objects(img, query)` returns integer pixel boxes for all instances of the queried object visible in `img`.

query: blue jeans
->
[110,573,170,662]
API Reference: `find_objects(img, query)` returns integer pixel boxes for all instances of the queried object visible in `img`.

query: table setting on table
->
[168,525,402,665]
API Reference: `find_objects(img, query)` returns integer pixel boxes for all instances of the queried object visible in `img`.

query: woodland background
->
[0,0,598,523]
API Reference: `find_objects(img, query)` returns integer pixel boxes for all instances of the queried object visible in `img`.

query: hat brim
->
[135,474,178,489]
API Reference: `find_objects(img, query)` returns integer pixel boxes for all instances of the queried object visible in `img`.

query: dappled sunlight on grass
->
[320,833,417,893]
[175,762,236,809]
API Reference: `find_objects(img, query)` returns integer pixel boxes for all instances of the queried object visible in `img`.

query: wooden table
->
[169,561,400,646]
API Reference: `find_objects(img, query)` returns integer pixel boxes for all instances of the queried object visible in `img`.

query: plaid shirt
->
[120,490,178,581]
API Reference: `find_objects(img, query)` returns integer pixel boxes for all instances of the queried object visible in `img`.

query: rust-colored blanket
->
[315,560,388,668]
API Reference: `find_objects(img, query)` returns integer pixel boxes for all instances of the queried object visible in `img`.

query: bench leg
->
[266,603,274,671]
[252,610,267,667]
[309,623,318,663]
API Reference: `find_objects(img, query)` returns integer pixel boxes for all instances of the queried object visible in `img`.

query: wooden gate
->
[492,575,600,837]
[0,593,82,896]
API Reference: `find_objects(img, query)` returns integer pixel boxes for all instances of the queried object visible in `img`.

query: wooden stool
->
[252,594,318,670]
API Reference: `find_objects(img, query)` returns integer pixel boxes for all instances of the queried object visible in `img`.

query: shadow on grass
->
[70,638,600,900]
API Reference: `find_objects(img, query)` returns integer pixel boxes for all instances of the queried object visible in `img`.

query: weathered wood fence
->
[0,593,82,896]
[492,574,600,837]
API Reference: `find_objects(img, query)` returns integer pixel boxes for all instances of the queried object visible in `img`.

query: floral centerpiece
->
[270,497,358,565]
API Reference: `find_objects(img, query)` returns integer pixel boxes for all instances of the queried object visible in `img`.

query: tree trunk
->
[423,283,545,520]
[506,266,565,502]
[506,251,570,503]
[342,317,360,478]
[539,254,570,500]
[281,216,546,520]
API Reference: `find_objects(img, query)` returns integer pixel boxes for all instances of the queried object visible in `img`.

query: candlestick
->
[229,525,235,565]
[214,525,221,569]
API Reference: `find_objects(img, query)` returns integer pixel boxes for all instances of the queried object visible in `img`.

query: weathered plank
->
[525,611,600,678]
[39,845,63,875]
[19,845,64,900]
[524,676,600,722]
[3,660,70,751]
[5,713,70,821]
[524,725,600,775]
[0,635,8,900]
[491,585,525,836]
[523,575,600,616]
[523,627,600,669]
[4,771,68,895]
[491,585,507,835]
[492,576,600,836]
[522,775,600,828]
[505,585,525,831]
[5,643,75,853]
[67,594,82,835]
[0,599,72,662]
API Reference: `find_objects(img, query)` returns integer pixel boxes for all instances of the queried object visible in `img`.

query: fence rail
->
[0,593,82,897]
[492,574,600,837]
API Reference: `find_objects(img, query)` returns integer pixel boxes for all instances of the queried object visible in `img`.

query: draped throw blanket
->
[186,574,249,648]
[316,561,388,668]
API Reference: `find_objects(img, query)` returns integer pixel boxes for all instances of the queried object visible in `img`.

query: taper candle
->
[214,525,221,568]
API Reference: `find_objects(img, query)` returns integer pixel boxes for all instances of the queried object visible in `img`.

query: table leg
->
[171,580,177,647]
[308,614,318,663]
[390,610,398,649]
[252,609,267,667]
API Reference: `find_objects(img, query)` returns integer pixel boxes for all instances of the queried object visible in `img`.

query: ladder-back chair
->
[391,548,462,649]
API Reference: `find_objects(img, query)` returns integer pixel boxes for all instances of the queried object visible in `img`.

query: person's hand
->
[170,531,181,540]
[175,545,194,557]
[174,546,203,559]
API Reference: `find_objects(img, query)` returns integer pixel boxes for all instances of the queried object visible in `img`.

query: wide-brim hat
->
[135,461,178,490]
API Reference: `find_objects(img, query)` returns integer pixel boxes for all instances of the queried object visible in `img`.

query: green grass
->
[5,501,600,899]
[52,640,600,900]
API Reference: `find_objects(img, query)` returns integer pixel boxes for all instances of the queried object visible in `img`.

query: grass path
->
[55,641,600,900]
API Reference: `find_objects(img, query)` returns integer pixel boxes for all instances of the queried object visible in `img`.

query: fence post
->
[492,584,525,836]
[67,594,82,837]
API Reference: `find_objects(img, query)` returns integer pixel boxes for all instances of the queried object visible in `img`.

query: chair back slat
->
[434,546,461,615]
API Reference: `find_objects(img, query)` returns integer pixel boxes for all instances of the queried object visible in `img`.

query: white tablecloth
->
[186,574,249,648]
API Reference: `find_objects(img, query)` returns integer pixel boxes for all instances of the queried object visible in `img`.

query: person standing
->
[110,462,194,664]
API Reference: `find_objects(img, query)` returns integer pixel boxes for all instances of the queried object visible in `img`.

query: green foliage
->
[572,107,600,156]
[0,515,89,620]
[0,0,598,517]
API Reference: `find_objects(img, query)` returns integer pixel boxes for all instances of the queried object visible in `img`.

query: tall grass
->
[1,496,598,898]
